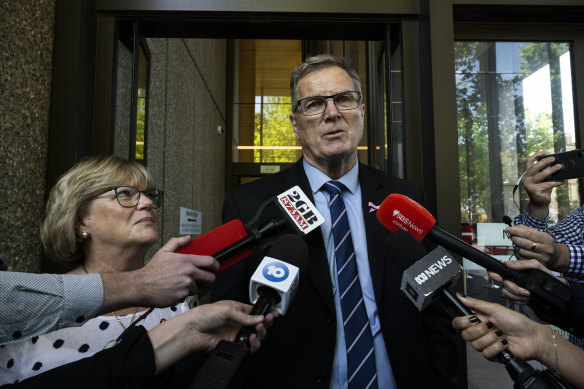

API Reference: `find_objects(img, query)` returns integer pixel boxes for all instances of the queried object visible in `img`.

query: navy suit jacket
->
[212,159,459,388]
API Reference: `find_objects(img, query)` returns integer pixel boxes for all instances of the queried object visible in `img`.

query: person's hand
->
[452,294,545,362]
[521,151,564,219]
[134,236,220,307]
[488,259,566,305]
[148,300,278,373]
[248,307,278,353]
[182,300,279,353]
[504,225,569,272]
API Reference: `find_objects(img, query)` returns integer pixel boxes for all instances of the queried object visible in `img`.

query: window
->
[114,22,150,165]
[455,40,578,267]
[232,39,302,164]
[456,41,577,224]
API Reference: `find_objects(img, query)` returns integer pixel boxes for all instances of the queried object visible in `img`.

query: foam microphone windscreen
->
[503,216,513,227]
[263,234,309,273]
[376,193,436,242]
[176,219,253,272]
[386,230,428,271]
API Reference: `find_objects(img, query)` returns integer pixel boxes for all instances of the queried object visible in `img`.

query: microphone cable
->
[513,171,527,213]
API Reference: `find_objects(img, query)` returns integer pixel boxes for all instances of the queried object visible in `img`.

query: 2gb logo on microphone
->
[263,262,289,282]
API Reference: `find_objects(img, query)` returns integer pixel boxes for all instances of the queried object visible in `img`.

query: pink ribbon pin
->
[368,202,379,213]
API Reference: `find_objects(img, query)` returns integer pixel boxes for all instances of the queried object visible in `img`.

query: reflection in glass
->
[455,41,577,227]
[135,86,146,161]
[134,43,148,164]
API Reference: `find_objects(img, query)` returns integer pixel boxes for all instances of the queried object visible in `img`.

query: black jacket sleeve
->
[2,326,157,389]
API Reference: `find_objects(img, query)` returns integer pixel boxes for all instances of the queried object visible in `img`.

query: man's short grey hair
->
[290,54,362,114]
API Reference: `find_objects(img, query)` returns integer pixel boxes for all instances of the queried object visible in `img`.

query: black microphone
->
[503,216,513,227]
[186,185,322,274]
[177,184,324,273]
[189,234,309,389]
[389,230,571,389]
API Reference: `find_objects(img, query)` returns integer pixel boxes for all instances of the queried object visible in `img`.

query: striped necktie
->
[324,181,378,389]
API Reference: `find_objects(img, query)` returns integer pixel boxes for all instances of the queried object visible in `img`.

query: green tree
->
[254,96,300,162]
[456,41,575,223]
[135,93,146,161]
[456,42,491,223]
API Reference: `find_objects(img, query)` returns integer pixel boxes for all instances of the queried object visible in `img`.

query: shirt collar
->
[302,159,359,195]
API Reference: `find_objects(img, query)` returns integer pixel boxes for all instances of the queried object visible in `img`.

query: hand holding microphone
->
[391,230,572,389]
[453,295,583,389]
[235,233,309,346]
[489,259,568,306]
[189,234,309,389]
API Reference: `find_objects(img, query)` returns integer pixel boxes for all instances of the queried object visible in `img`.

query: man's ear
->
[290,114,300,140]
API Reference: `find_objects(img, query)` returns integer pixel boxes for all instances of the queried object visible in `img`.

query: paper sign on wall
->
[180,207,202,235]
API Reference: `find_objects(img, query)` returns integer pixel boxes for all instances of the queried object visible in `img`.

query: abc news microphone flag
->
[401,246,462,311]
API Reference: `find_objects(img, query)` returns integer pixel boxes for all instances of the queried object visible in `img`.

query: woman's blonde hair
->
[40,155,155,265]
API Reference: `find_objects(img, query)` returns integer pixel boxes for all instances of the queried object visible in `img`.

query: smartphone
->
[537,149,584,181]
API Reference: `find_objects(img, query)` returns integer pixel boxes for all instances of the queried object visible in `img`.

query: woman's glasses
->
[94,186,163,209]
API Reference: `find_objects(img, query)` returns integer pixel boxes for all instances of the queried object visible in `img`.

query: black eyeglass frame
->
[92,186,163,209]
[295,90,362,116]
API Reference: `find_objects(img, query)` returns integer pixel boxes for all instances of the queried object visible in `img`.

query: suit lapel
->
[284,160,335,314]
[359,164,390,302]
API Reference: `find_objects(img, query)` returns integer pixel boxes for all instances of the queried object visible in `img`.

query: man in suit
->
[212,54,459,388]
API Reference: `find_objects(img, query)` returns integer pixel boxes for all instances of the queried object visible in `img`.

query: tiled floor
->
[467,341,514,389]
[465,271,550,389]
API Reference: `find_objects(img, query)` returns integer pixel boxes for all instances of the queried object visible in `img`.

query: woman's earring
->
[81,231,90,239]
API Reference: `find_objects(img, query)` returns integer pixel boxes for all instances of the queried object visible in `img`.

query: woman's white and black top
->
[0,302,189,385]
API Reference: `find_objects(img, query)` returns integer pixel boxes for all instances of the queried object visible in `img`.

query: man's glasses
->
[296,91,361,116]
[94,186,163,209]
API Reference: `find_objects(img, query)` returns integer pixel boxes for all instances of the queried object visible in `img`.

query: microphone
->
[189,234,309,389]
[399,243,463,312]
[176,219,255,272]
[176,216,291,273]
[246,185,325,235]
[178,186,323,273]
[376,194,573,321]
[390,230,569,389]
[274,185,325,234]
[235,234,309,344]
[503,216,513,227]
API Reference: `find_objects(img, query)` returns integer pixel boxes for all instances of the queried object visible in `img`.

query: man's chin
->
[321,147,357,162]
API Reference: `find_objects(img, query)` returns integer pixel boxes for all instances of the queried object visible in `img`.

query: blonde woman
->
[0,155,218,385]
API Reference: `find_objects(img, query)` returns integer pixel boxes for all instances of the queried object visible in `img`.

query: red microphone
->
[177,185,323,274]
[176,219,253,273]
[376,194,521,279]
[376,194,436,242]
[376,194,574,319]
